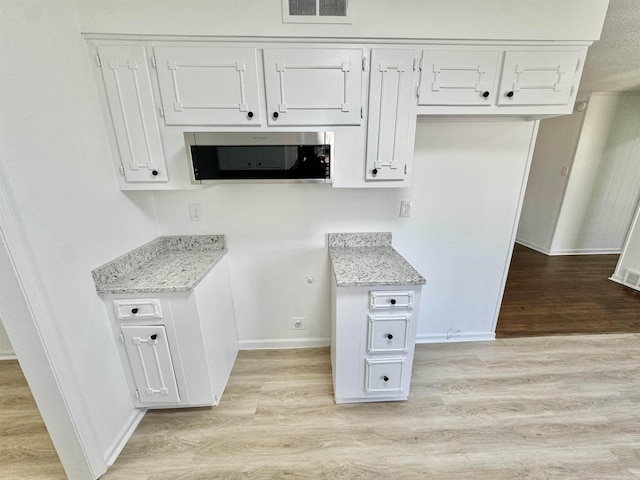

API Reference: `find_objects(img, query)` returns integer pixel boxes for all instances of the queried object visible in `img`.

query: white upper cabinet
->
[97,45,168,183]
[365,49,418,183]
[417,46,587,115]
[154,46,262,126]
[262,48,364,126]
[497,50,582,106]
[418,49,501,106]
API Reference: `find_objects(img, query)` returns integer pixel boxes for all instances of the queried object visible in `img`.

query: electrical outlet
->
[399,200,412,218]
[291,317,305,330]
[189,203,202,222]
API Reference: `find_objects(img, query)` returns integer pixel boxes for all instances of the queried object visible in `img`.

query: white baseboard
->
[0,351,17,360]
[515,238,551,255]
[416,332,496,344]
[516,240,621,256]
[103,408,146,468]
[238,337,330,350]
[548,247,621,256]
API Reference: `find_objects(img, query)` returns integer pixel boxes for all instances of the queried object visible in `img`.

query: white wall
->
[73,0,608,41]
[552,93,640,254]
[1,1,159,476]
[0,318,14,358]
[155,119,537,344]
[516,105,587,253]
[517,92,640,255]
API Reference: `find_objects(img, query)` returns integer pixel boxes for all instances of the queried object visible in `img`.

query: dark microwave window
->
[191,145,330,180]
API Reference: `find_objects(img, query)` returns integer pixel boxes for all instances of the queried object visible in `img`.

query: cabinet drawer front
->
[367,315,411,353]
[113,298,162,320]
[369,290,413,310]
[121,325,180,404]
[365,358,406,393]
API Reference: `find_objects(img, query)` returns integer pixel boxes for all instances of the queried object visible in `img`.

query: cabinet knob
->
[482,91,490,98]
[372,168,378,176]
[150,334,157,340]
[506,91,514,98]
[273,112,279,119]
[247,111,254,119]
[131,308,139,314]
[383,376,389,382]
[386,333,393,340]
[390,299,396,305]
[152,170,159,176]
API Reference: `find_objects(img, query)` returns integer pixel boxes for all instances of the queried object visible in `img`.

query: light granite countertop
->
[92,235,227,295]
[328,232,426,287]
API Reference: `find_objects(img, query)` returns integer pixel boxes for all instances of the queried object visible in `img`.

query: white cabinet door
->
[97,45,168,183]
[365,49,417,182]
[121,325,180,405]
[154,46,262,126]
[418,49,501,106]
[497,50,582,106]
[262,48,363,126]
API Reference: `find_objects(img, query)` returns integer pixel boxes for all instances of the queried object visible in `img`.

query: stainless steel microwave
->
[185,131,334,184]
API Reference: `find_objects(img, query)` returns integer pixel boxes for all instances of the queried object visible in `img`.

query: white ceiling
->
[579,0,640,93]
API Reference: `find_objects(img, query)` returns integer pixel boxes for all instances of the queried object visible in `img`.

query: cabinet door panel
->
[263,48,363,126]
[418,49,501,106]
[97,45,168,183]
[154,46,261,126]
[121,325,180,404]
[366,49,416,182]
[498,50,581,106]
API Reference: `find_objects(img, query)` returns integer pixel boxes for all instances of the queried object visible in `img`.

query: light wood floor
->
[97,335,640,479]
[0,360,67,479]
[3,335,640,479]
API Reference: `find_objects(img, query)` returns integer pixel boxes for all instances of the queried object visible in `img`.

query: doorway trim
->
[0,175,102,479]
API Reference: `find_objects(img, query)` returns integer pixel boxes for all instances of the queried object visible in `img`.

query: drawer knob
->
[152,170,159,176]
[506,91,514,98]
[390,299,396,305]
[131,308,139,314]
[273,111,279,119]
[372,168,378,176]
[150,334,157,340]
[247,111,254,119]
[386,333,393,340]
[383,376,389,382]
[482,91,490,98]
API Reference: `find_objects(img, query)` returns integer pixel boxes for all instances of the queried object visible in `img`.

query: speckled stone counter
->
[328,232,426,287]
[92,235,227,294]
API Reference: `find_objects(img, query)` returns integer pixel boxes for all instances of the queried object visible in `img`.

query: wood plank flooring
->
[497,244,640,338]
[100,336,640,479]
[2,334,640,479]
[0,360,67,480]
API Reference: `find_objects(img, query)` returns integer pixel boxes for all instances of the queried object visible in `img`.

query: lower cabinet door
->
[121,325,180,404]
[364,358,406,394]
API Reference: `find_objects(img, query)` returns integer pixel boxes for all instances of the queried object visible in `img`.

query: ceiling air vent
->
[283,0,351,24]
[623,269,640,290]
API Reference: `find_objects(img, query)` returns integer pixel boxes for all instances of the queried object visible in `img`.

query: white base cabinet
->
[330,277,422,403]
[103,257,238,409]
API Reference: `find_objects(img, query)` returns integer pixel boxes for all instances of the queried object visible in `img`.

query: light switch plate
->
[400,200,411,218]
